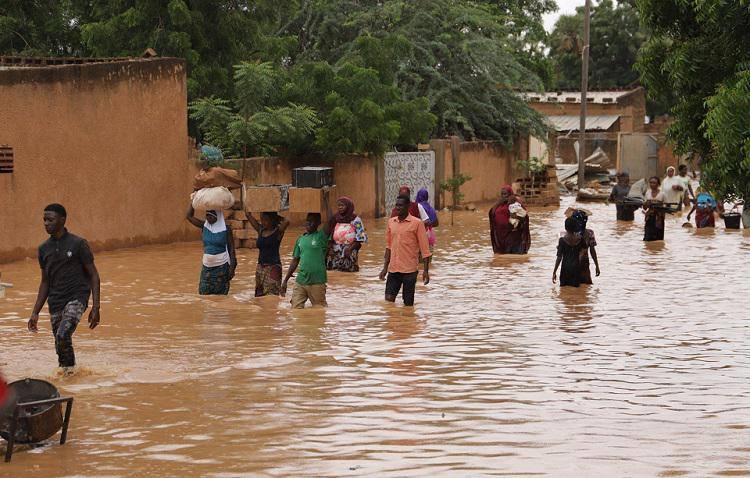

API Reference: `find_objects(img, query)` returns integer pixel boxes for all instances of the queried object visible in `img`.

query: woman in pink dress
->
[326,197,368,272]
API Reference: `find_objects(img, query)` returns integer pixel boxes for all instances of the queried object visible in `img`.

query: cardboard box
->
[288,185,337,213]
[244,184,290,212]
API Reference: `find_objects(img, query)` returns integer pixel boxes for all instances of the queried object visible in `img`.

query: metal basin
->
[0,379,63,444]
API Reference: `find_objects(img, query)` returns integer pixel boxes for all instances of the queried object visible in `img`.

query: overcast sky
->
[543,0,585,31]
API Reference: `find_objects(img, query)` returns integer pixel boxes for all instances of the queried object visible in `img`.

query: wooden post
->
[578,0,592,189]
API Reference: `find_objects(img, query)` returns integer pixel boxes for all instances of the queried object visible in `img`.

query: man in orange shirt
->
[379,195,432,306]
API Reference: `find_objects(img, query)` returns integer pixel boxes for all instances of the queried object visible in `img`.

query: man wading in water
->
[380,195,432,306]
[28,204,101,375]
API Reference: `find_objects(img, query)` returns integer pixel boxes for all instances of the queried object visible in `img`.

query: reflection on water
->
[2,197,750,477]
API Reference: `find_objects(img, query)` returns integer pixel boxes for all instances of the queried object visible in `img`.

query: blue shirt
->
[202,228,228,255]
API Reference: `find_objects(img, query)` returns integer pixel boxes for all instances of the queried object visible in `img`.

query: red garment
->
[489,201,531,254]
[695,208,715,228]
[390,201,421,219]
[391,185,421,218]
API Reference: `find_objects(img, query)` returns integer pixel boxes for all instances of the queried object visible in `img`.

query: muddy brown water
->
[1,198,750,477]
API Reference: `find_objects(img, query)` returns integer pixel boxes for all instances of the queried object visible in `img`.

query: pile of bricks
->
[226,190,256,249]
[515,164,560,207]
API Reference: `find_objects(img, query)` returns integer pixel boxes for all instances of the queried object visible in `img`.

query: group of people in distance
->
[608,163,733,240]
[186,185,436,308]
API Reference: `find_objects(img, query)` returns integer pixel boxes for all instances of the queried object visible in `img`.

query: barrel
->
[724,212,741,229]
[0,379,63,444]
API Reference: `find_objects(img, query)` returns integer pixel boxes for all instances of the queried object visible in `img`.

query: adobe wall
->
[228,155,379,222]
[0,58,195,263]
[431,138,525,207]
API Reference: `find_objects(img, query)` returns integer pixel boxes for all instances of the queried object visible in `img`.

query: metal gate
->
[384,151,435,213]
[618,133,659,181]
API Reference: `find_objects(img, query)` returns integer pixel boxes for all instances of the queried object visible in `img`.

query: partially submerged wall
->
[430,138,525,208]
[0,58,194,263]
[228,155,379,222]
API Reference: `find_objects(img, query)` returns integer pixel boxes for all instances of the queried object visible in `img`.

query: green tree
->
[190,59,436,157]
[636,0,750,200]
[189,62,319,157]
[278,0,553,144]
[549,0,646,90]
[0,0,81,56]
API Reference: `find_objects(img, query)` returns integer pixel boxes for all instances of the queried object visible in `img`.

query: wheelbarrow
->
[0,378,73,462]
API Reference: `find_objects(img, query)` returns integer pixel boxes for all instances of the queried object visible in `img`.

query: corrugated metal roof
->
[521,89,639,104]
[546,115,620,132]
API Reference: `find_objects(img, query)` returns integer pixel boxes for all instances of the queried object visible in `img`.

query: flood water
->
[2,197,750,477]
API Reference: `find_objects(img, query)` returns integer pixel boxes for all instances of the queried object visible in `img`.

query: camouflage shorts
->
[50,300,85,367]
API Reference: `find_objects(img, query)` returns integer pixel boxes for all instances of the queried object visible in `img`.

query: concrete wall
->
[0,58,194,263]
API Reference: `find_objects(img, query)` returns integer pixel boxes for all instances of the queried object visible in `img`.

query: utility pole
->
[578,0,592,189]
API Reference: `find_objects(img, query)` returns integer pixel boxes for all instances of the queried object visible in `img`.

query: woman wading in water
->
[489,185,530,254]
[553,217,596,287]
[186,206,237,295]
[416,188,439,250]
[326,197,367,272]
[248,212,289,296]
[565,209,601,284]
[643,176,666,241]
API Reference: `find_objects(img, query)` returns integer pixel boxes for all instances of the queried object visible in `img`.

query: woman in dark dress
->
[553,217,586,287]
[247,212,290,297]
[643,176,666,241]
[567,209,601,284]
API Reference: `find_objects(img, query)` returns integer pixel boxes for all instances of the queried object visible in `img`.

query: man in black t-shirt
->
[28,204,101,373]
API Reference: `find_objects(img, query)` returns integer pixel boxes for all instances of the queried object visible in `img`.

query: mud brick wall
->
[0,58,196,263]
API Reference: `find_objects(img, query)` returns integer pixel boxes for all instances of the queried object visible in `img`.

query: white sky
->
[543,0,585,31]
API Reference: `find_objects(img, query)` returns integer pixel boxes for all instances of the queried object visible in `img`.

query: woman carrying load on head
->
[489,185,531,254]
[247,211,290,296]
[565,208,601,284]
[327,197,368,272]
[416,188,439,250]
[643,176,666,241]
[186,206,237,295]
[553,217,587,287]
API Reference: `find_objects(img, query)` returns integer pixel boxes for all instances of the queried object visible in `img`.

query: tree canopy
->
[637,0,750,200]
[548,0,646,90]
[1,0,558,155]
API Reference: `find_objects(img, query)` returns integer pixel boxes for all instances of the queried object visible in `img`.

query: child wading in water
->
[553,216,600,287]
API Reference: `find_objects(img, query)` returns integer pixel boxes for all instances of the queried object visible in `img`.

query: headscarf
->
[501,184,514,197]
[204,210,227,233]
[571,210,588,234]
[415,188,437,224]
[696,192,717,210]
[662,167,684,204]
[333,196,356,224]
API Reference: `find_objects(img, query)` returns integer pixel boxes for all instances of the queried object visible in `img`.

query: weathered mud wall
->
[0,58,195,263]
[228,155,379,222]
